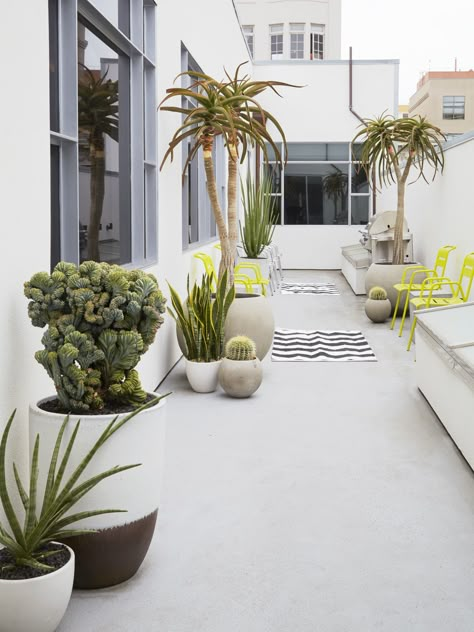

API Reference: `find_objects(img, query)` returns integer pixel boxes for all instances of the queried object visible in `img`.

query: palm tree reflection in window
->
[78,65,119,261]
[323,167,348,224]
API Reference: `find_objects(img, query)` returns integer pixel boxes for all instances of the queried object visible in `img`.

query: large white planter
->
[225,294,275,360]
[0,543,74,632]
[185,359,222,393]
[237,255,270,280]
[365,262,421,314]
[29,394,167,589]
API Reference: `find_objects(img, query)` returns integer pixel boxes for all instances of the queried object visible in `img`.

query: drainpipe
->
[349,46,376,214]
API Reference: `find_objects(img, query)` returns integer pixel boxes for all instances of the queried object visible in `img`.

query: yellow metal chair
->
[390,245,457,336]
[212,244,270,295]
[193,252,255,294]
[407,252,474,351]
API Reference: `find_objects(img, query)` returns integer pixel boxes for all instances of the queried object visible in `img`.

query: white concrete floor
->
[60,270,474,632]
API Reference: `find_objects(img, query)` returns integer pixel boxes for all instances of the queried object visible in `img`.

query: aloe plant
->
[167,272,235,362]
[0,395,167,573]
[239,174,277,258]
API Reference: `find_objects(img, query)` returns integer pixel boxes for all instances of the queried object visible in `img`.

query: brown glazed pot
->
[29,395,167,589]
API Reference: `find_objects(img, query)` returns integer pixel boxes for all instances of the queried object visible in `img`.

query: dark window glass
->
[352,164,369,193]
[351,195,369,225]
[264,163,282,193]
[50,145,61,267]
[78,21,131,264]
[284,163,349,225]
[49,0,60,131]
[269,196,281,224]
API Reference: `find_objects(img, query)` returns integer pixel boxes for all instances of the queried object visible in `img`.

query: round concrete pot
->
[185,359,222,393]
[364,298,391,323]
[29,395,167,589]
[218,358,263,398]
[365,262,421,314]
[0,543,74,632]
[224,294,275,360]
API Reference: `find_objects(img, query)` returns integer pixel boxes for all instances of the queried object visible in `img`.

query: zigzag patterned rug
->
[280,282,339,295]
[272,329,377,362]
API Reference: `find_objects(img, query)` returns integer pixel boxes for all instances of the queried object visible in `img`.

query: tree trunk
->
[202,140,232,284]
[393,180,406,265]
[87,137,105,262]
[226,142,239,281]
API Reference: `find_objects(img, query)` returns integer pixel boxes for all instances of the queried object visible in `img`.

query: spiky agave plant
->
[353,114,446,264]
[239,173,277,258]
[160,62,298,282]
[0,395,167,574]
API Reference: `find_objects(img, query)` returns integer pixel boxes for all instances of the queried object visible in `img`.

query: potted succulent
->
[0,405,145,631]
[238,173,278,280]
[24,260,168,589]
[167,272,235,393]
[218,336,263,398]
[365,286,392,323]
[352,114,446,308]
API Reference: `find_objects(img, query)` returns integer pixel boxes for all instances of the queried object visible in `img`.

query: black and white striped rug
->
[280,282,339,295]
[272,329,377,362]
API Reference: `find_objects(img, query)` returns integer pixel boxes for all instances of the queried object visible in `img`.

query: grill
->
[360,211,413,263]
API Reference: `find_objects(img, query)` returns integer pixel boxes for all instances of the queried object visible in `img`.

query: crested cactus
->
[368,286,388,300]
[225,336,257,361]
[24,261,166,413]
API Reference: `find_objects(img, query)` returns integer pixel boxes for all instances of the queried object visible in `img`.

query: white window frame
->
[290,23,305,60]
[442,95,465,120]
[310,23,325,60]
[270,24,284,60]
[242,25,254,59]
[49,0,157,268]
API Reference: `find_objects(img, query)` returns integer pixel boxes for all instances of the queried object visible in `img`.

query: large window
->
[290,23,305,59]
[270,24,284,60]
[443,96,465,120]
[49,0,157,268]
[310,24,324,60]
[242,25,254,59]
[265,143,370,226]
[181,46,221,249]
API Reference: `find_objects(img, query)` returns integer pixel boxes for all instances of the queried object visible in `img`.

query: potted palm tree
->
[24,261,169,588]
[0,405,146,631]
[159,62,295,282]
[352,114,445,308]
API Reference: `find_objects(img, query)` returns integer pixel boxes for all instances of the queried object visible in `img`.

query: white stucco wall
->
[377,134,474,280]
[253,59,399,268]
[235,0,341,61]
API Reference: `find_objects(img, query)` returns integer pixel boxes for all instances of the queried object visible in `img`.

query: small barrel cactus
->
[368,286,388,300]
[225,336,256,361]
[24,260,166,413]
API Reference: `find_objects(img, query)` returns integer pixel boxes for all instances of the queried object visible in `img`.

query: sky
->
[341,0,474,103]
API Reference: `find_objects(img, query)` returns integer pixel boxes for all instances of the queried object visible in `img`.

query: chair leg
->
[398,292,411,337]
[390,290,402,330]
[407,316,417,351]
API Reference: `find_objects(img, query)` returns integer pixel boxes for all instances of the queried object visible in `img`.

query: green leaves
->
[0,396,169,572]
[239,173,277,258]
[167,272,235,362]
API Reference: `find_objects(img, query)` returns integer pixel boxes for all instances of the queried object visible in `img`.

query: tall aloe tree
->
[353,114,446,264]
[160,62,295,282]
[78,65,119,262]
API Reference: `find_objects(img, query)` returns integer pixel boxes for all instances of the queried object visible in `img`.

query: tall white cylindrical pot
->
[29,394,167,589]
[0,544,74,632]
[224,294,275,360]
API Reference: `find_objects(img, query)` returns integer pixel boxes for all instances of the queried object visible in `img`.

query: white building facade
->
[236,0,342,61]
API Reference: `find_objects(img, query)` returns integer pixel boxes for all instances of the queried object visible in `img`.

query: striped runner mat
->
[280,282,339,295]
[272,329,377,362]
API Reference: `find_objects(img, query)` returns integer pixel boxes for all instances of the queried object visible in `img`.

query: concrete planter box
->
[415,302,474,468]
[341,244,370,295]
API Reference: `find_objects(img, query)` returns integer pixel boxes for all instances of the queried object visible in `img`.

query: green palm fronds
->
[167,271,235,362]
[0,395,169,573]
[239,174,277,258]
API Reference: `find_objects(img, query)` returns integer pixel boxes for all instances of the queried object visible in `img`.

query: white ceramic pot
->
[218,358,263,398]
[185,359,222,393]
[29,394,167,589]
[237,255,270,280]
[0,543,74,632]
[225,294,275,360]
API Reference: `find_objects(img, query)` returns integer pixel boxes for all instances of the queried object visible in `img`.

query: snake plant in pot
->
[24,260,169,588]
[168,271,235,393]
[0,405,146,631]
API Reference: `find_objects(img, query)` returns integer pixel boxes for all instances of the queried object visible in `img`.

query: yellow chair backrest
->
[458,252,474,300]
[433,245,456,277]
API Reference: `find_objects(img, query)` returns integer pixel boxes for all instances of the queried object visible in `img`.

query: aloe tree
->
[78,65,119,262]
[160,63,295,282]
[352,114,446,264]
